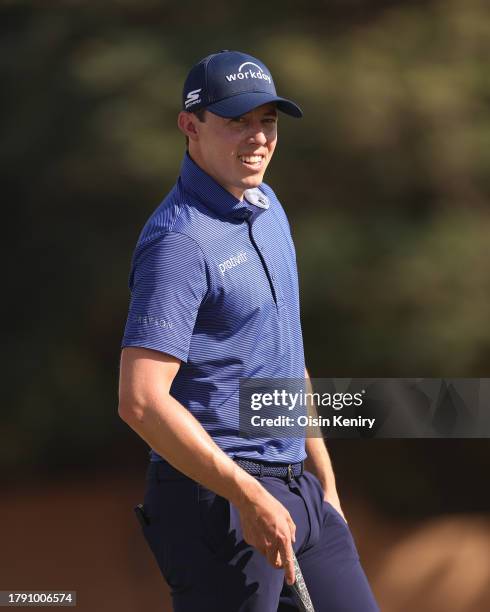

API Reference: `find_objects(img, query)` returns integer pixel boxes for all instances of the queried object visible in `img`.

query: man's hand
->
[325,491,347,524]
[236,487,297,585]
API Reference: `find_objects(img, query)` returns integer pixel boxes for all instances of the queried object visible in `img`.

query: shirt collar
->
[179,152,258,221]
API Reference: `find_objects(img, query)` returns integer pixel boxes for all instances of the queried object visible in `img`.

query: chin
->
[242,174,264,189]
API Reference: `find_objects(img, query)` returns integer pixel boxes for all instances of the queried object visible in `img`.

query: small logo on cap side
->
[225,62,271,84]
[185,88,202,109]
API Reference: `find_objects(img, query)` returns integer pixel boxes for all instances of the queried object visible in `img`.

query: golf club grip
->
[290,551,315,612]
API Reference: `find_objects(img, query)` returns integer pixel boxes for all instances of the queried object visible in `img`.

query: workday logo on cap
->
[224,62,272,85]
[182,50,303,119]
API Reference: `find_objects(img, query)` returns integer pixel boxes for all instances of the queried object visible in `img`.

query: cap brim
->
[206,92,303,118]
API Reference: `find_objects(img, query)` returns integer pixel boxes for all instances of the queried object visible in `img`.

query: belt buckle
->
[287,464,294,483]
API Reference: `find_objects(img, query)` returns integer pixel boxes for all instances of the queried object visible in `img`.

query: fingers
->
[288,516,296,543]
[277,542,295,585]
[272,549,281,568]
[269,516,296,578]
[265,535,295,585]
[239,497,297,584]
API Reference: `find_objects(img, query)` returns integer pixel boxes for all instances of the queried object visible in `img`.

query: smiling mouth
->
[238,154,265,169]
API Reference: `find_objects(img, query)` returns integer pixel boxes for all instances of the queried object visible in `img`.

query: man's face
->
[190,103,278,200]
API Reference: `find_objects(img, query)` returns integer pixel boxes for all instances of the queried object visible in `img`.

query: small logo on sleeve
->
[218,251,248,276]
[136,315,173,329]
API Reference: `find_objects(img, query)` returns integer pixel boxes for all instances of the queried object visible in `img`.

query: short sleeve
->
[121,232,208,362]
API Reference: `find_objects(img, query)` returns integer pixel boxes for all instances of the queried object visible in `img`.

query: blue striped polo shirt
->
[122,153,306,463]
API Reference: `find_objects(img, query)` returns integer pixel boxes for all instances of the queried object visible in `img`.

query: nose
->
[247,122,268,145]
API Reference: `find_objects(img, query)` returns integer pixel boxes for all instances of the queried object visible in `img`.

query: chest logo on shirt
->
[218,251,248,276]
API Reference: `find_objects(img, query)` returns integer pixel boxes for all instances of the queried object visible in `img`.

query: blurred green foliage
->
[2,1,490,511]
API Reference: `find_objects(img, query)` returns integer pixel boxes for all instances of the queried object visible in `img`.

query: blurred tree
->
[1,1,489,514]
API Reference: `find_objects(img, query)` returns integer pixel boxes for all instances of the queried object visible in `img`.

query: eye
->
[262,116,277,125]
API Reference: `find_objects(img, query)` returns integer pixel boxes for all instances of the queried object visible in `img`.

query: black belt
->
[235,458,304,482]
[145,458,304,483]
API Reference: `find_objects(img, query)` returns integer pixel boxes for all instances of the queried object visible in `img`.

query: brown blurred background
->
[2,1,490,610]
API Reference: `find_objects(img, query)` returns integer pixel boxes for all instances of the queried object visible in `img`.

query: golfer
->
[118,50,379,611]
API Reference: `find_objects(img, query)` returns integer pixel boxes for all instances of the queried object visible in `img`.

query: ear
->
[177,111,200,142]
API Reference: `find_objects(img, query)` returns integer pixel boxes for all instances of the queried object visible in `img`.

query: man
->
[119,50,379,611]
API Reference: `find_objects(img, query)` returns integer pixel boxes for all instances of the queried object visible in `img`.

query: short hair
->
[185,109,207,147]
[194,108,207,122]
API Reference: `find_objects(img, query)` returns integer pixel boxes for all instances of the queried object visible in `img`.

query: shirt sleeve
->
[121,232,208,362]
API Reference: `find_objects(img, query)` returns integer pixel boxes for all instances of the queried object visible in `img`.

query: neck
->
[187,150,245,201]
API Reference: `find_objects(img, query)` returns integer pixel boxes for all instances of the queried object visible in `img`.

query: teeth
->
[239,155,263,163]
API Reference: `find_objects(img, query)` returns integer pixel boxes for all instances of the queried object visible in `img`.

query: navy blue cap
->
[182,50,303,118]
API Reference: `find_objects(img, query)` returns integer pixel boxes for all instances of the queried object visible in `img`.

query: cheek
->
[265,143,276,163]
[213,133,238,158]
[269,136,277,154]
[211,141,235,168]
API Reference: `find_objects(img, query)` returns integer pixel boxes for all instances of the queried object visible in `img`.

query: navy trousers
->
[138,461,380,611]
